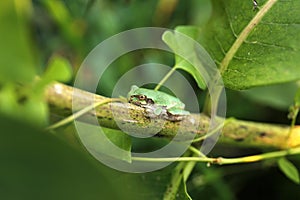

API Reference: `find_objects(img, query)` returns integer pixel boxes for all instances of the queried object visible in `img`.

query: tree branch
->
[45,82,300,149]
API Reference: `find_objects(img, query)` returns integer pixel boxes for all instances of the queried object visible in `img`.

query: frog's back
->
[137,88,185,108]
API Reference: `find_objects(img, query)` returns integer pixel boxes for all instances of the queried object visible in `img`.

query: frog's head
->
[127,85,155,106]
[127,85,139,99]
[127,85,144,105]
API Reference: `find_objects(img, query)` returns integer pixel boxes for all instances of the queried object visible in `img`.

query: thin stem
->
[189,146,207,157]
[163,151,197,200]
[132,156,214,163]
[132,147,300,165]
[220,0,278,73]
[288,108,299,138]
[202,92,211,115]
[46,98,122,130]
[154,66,177,90]
[163,152,191,200]
[181,158,197,199]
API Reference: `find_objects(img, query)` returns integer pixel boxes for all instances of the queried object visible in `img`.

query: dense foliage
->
[1,0,300,199]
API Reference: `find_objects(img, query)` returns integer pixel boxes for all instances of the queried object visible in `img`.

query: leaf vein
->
[260,22,300,26]
[233,56,259,63]
[220,0,278,74]
[214,36,226,56]
[245,40,296,51]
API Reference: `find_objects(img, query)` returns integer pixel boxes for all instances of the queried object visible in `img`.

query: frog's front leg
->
[129,96,141,106]
[143,104,168,119]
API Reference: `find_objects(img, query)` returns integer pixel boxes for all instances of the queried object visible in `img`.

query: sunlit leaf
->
[42,0,83,47]
[163,26,206,90]
[0,0,35,84]
[22,98,49,126]
[278,157,300,184]
[0,84,19,115]
[44,55,73,83]
[0,84,48,126]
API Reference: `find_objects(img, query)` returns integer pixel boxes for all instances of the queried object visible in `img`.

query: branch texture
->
[45,82,300,149]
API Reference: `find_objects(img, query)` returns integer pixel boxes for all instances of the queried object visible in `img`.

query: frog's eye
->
[138,95,147,100]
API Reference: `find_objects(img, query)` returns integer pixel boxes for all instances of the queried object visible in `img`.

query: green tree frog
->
[127,85,190,121]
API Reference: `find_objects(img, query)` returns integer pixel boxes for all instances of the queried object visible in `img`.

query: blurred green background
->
[0,0,299,199]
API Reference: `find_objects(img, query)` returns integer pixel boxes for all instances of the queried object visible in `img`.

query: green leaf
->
[102,127,132,161]
[0,0,36,84]
[44,55,73,83]
[162,26,207,90]
[241,82,298,110]
[76,121,132,162]
[175,26,199,40]
[278,157,300,184]
[0,84,48,127]
[163,162,192,200]
[42,0,81,47]
[164,153,197,200]
[22,98,49,126]
[198,0,300,90]
[0,115,125,200]
[0,84,18,115]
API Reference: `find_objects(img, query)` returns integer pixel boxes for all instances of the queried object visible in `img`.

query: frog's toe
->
[153,107,163,115]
